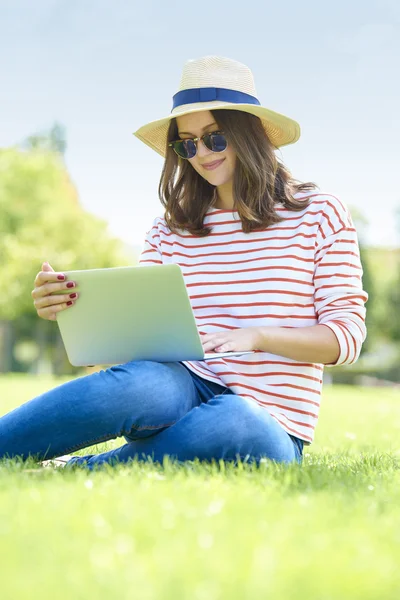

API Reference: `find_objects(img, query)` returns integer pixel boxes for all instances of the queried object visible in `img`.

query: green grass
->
[1,375,399,600]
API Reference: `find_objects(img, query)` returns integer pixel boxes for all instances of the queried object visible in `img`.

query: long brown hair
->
[159,109,317,236]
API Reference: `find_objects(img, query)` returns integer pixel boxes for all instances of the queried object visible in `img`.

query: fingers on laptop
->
[32,268,78,321]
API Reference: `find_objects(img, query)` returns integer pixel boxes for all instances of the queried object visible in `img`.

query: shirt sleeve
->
[313,199,368,366]
[139,219,163,265]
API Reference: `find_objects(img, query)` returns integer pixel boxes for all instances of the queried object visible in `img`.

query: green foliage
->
[330,362,400,385]
[23,122,67,155]
[0,147,131,320]
[348,206,376,353]
[361,247,400,350]
[386,253,400,342]
[358,244,374,354]
[0,378,400,599]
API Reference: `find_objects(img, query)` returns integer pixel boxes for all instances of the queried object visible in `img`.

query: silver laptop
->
[55,264,254,366]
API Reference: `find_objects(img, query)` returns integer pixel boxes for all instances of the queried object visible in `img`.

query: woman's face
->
[175,110,236,187]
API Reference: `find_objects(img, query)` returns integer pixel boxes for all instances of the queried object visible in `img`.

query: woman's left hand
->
[201,327,261,353]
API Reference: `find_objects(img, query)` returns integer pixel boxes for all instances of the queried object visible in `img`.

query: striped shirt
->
[139,193,368,443]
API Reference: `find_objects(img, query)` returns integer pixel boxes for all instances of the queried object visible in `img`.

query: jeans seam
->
[128,420,177,431]
[64,434,117,455]
[63,420,178,454]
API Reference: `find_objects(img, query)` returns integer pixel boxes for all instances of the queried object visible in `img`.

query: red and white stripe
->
[139,193,368,443]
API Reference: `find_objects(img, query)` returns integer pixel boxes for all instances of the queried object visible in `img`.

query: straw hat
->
[133,55,301,157]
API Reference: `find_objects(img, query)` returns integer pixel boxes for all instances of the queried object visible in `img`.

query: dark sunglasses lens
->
[172,139,196,159]
[204,133,227,153]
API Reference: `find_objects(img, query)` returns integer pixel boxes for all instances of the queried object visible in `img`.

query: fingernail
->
[66,281,75,288]
[69,293,77,299]
[57,275,65,281]
[67,301,73,306]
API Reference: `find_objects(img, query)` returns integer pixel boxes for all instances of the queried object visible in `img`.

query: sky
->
[1,0,400,249]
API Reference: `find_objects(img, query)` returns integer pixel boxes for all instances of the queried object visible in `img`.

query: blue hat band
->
[172,87,260,111]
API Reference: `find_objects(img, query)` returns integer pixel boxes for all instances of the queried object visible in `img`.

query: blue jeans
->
[0,361,303,469]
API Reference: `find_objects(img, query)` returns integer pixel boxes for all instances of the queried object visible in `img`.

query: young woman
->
[0,56,368,469]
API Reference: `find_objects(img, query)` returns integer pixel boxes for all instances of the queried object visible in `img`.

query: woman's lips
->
[202,158,225,171]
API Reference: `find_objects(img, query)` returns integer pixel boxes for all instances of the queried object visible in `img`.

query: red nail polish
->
[69,293,77,299]
[67,301,73,306]
[57,275,65,281]
[66,281,74,288]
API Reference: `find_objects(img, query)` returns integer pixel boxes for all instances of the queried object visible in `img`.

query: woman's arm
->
[255,324,340,364]
[201,324,340,365]
[203,201,368,364]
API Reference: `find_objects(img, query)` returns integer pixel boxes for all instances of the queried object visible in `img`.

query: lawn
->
[0,374,399,600]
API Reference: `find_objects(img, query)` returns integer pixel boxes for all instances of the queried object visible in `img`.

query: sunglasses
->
[168,130,228,159]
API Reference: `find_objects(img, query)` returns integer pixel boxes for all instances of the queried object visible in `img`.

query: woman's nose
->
[196,138,213,158]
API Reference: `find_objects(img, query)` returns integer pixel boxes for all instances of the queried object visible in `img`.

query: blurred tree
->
[24,122,67,156]
[0,145,132,373]
[358,245,375,354]
[386,274,400,341]
[349,206,375,355]
[386,206,400,342]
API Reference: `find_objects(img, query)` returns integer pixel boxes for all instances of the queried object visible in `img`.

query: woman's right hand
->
[32,262,78,321]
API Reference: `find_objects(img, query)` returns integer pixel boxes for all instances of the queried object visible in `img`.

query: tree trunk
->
[52,330,68,376]
[33,319,51,375]
[0,320,14,373]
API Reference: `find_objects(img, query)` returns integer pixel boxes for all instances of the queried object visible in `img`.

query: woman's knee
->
[100,361,190,399]
[208,393,259,421]
[96,360,197,425]
[206,394,263,439]
[205,394,297,463]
